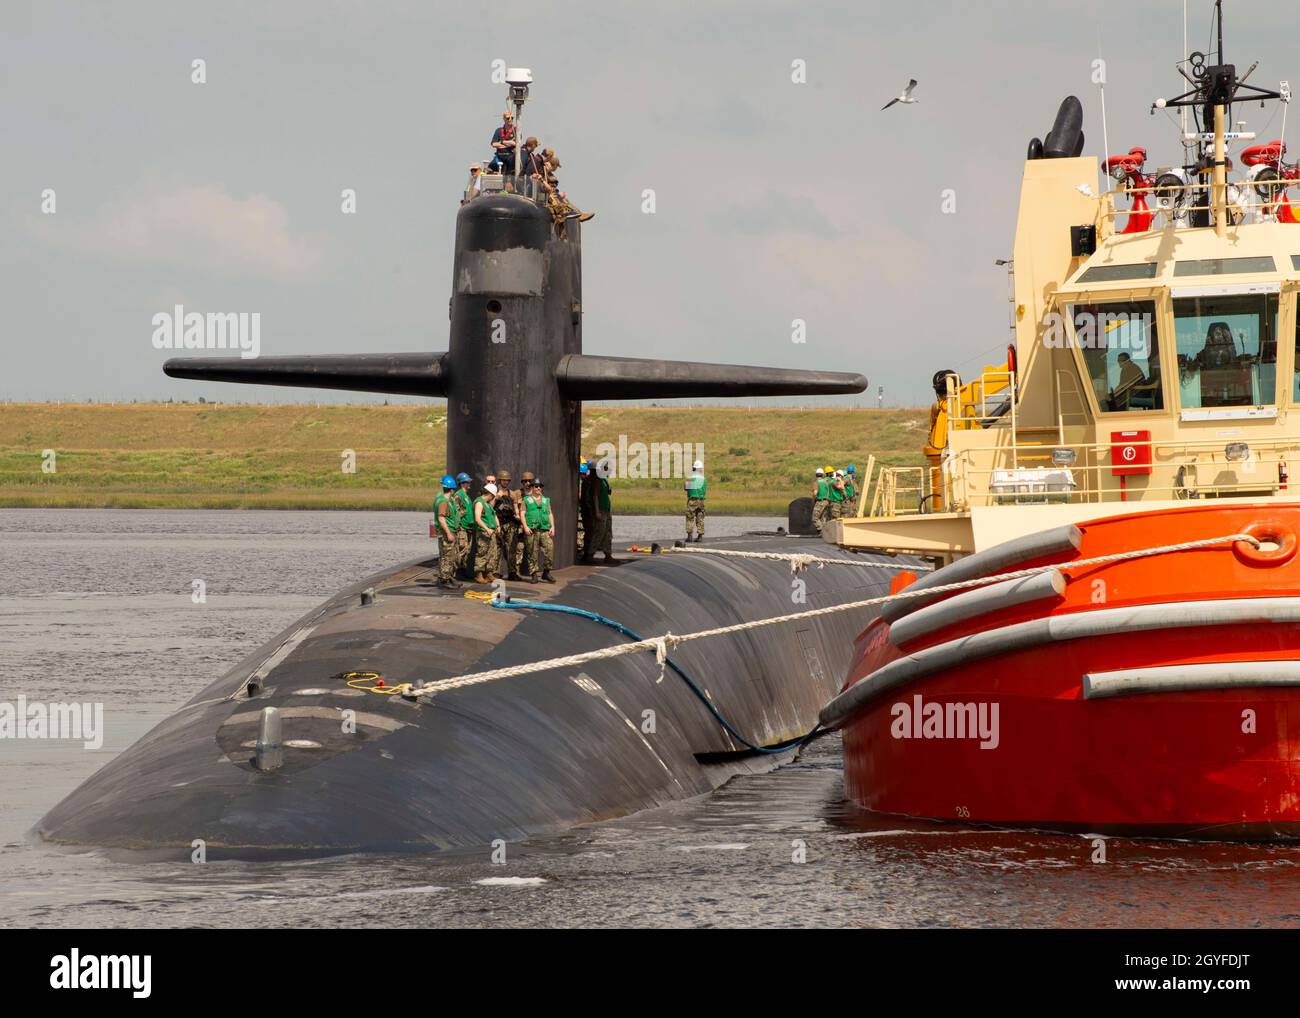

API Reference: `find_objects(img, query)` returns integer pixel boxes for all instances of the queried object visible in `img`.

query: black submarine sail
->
[161,67,863,566]
[37,71,890,859]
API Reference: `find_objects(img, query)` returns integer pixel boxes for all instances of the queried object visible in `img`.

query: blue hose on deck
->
[490,597,821,755]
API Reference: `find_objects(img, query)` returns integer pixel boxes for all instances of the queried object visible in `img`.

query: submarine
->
[37,72,895,859]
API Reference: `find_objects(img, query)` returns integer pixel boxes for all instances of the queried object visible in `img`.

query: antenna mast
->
[1153,0,1283,235]
[1216,0,1224,67]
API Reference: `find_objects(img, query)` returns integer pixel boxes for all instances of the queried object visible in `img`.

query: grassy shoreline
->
[0,402,928,514]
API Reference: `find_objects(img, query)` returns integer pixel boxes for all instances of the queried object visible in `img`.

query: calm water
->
[2,509,1299,929]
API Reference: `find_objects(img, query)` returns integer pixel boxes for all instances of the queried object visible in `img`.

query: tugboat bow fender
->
[822,596,1300,729]
[1084,660,1300,700]
[880,524,1082,625]
[887,569,1067,648]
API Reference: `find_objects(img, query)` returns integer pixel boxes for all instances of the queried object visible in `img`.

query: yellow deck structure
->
[836,146,1300,564]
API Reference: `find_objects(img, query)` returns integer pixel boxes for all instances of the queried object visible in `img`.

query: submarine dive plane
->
[36,70,892,859]
[824,2,1300,839]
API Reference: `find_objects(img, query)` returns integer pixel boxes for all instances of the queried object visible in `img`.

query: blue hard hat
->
[441,474,456,488]
[847,464,856,473]
[455,472,471,483]
[579,462,589,475]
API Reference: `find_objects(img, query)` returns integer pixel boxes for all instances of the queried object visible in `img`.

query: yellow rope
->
[342,671,409,695]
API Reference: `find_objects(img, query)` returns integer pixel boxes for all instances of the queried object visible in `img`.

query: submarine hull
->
[37,534,903,859]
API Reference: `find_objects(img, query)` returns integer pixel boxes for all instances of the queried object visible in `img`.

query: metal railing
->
[950,433,1295,507]
[866,465,932,518]
[863,432,1297,519]
[464,163,547,204]
[1101,178,1296,231]
[943,367,1016,433]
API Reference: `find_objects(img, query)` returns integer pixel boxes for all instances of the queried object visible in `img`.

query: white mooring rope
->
[409,532,1257,699]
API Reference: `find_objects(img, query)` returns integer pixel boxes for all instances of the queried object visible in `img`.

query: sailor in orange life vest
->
[488,110,517,174]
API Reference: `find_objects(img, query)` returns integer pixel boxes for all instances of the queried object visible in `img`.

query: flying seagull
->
[881,79,918,110]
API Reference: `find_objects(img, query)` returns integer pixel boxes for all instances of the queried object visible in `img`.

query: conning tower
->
[165,71,866,565]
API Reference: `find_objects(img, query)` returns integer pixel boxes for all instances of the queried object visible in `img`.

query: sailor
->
[829,469,846,520]
[539,148,558,191]
[518,471,536,575]
[925,370,958,506]
[481,473,499,575]
[520,137,543,197]
[844,465,857,513]
[522,479,556,583]
[576,458,589,559]
[537,152,595,227]
[432,475,462,589]
[494,469,523,581]
[473,482,501,584]
[684,459,706,543]
[1112,352,1147,411]
[465,164,483,201]
[812,467,830,533]
[454,472,474,578]
[581,454,618,564]
[488,111,517,174]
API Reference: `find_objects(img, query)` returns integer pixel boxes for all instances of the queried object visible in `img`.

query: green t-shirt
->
[456,488,473,528]
[597,478,611,512]
[474,495,498,533]
[815,478,829,500]
[828,481,844,503]
[685,474,706,499]
[434,492,460,533]
[524,494,552,529]
[845,479,856,501]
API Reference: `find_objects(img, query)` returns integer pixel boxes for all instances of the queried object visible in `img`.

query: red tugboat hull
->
[823,503,1300,839]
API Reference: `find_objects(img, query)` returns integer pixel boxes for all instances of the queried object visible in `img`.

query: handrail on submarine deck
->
[465,164,547,204]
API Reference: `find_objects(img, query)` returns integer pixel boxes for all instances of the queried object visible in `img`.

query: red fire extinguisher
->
[1280,460,1289,491]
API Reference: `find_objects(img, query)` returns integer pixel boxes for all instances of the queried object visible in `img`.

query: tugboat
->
[821,2,1300,839]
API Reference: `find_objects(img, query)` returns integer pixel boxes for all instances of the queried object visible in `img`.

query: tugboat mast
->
[1154,0,1283,236]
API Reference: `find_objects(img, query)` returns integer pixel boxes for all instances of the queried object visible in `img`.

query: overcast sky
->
[4,0,1296,407]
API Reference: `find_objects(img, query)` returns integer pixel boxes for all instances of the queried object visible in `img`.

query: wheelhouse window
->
[1294,297,1300,402]
[1077,263,1159,283]
[1173,256,1276,277]
[1068,300,1163,413]
[1173,292,1278,408]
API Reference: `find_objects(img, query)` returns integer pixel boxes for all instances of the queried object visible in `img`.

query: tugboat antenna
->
[1216,0,1224,68]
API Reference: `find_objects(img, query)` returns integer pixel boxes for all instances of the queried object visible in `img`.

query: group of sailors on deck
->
[811,465,857,534]
[433,456,711,586]
[432,471,556,588]
[465,110,594,227]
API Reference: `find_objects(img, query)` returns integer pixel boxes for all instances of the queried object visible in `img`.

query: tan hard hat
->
[521,471,535,481]
[497,469,512,481]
